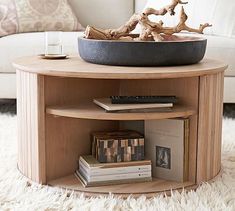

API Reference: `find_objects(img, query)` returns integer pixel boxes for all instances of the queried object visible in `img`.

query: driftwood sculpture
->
[84,0,211,42]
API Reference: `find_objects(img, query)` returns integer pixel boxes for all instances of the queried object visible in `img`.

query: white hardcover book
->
[75,171,152,187]
[79,159,151,176]
[78,169,152,182]
[93,98,173,112]
[145,119,187,182]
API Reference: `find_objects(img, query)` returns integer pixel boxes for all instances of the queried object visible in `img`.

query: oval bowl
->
[78,35,207,66]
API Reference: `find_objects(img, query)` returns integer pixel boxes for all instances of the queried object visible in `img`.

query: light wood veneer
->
[13,56,227,79]
[14,56,227,197]
[46,104,196,120]
[48,174,195,197]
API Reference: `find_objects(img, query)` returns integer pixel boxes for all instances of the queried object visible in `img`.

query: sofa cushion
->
[205,34,235,76]
[0,0,83,37]
[69,0,134,29]
[0,32,83,73]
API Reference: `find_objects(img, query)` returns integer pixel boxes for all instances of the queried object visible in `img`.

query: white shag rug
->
[0,113,234,211]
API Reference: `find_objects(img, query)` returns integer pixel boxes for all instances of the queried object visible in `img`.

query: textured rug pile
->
[0,113,234,210]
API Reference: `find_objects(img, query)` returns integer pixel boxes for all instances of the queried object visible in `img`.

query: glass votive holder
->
[45,31,63,55]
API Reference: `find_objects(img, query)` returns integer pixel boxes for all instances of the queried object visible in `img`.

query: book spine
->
[91,135,96,158]
[183,119,190,182]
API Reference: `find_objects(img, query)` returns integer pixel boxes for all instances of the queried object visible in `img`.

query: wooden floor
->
[48,174,195,197]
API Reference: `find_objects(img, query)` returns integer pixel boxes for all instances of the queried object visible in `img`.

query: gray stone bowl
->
[78,34,207,66]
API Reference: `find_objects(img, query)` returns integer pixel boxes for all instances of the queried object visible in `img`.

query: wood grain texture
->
[45,116,119,181]
[119,78,199,107]
[16,58,227,196]
[44,77,120,181]
[46,104,196,121]
[48,174,195,196]
[13,56,227,79]
[119,78,199,183]
[44,77,199,182]
[17,70,46,184]
[44,77,119,106]
[47,168,223,198]
[197,72,224,183]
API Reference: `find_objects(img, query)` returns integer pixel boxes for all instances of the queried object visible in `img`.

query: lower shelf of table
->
[48,174,196,197]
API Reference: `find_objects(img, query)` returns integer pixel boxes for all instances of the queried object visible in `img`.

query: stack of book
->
[75,155,152,187]
[93,96,177,113]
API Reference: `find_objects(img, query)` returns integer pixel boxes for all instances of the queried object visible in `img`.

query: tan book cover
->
[145,119,189,182]
[79,160,151,176]
[93,98,173,112]
[80,155,151,169]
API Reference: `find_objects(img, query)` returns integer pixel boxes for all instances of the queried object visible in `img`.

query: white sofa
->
[0,0,235,103]
[0,0,135,99]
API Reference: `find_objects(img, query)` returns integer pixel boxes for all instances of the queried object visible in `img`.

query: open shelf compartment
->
[16,60,225,197]
[43,76,199,195]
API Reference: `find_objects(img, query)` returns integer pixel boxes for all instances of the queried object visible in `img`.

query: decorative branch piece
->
[144,0,188,16]
[84,0,212,42]
[85,26,112,40]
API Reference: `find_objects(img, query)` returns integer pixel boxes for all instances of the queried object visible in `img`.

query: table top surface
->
[13,55,228,79]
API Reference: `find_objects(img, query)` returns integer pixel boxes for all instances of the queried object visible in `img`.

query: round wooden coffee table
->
[13,56,227,197]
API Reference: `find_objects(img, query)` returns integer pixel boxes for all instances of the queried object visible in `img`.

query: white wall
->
[69,0,134,28]
[135,0,147,13]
